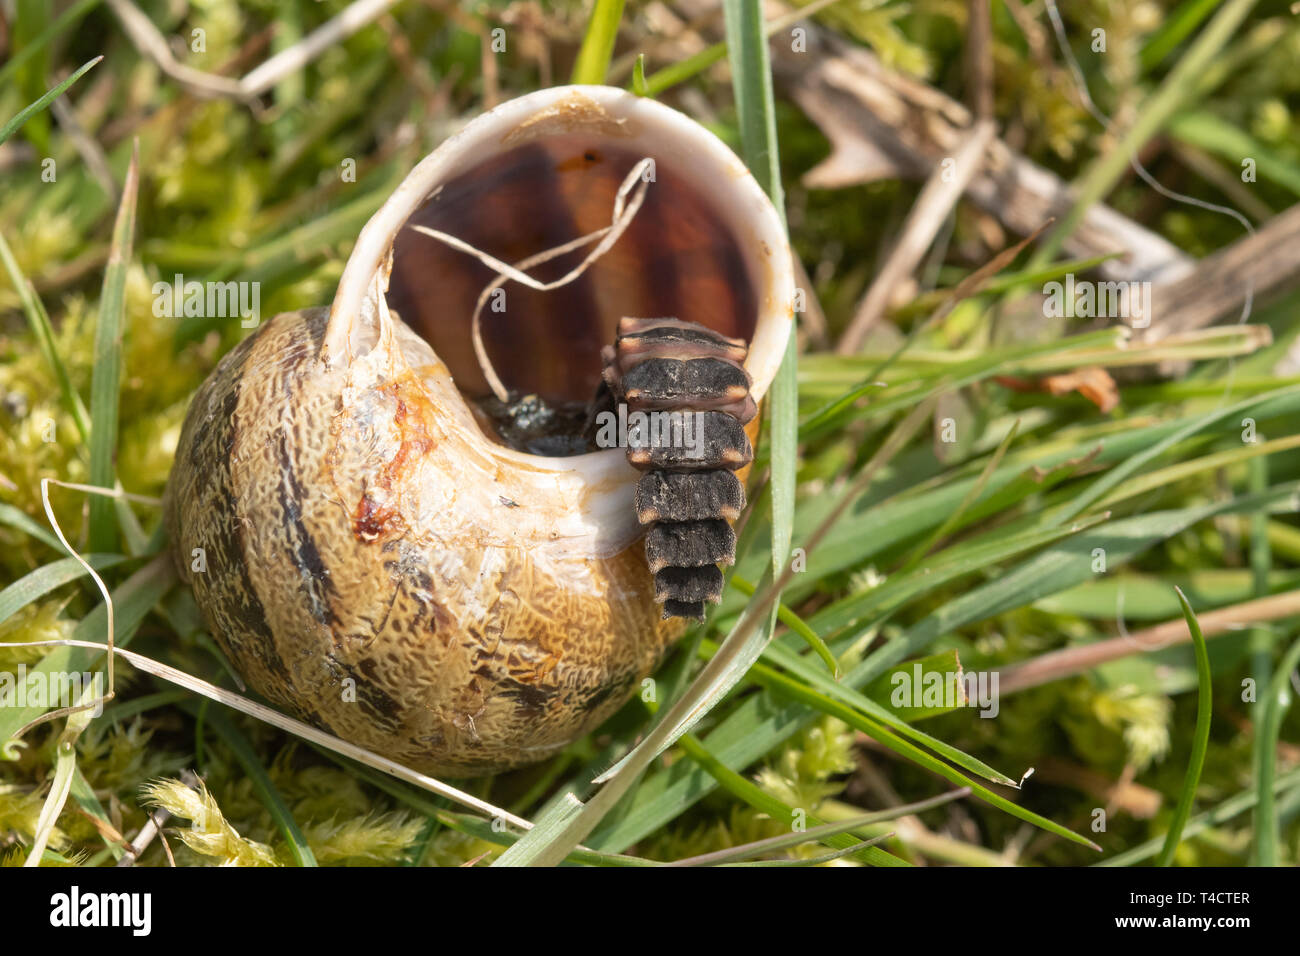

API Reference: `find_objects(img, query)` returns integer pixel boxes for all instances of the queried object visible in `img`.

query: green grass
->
[0,54,100,148]
[1,0,1298,868]
[569,0,625,84]
[1155,590,1213,866]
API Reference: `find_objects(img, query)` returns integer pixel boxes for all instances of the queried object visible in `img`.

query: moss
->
[142,777,280,867]
[0,785,72,854]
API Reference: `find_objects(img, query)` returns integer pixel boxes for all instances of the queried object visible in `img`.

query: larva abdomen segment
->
[622,358,749,407]
[616,326,747,366]
[626,410,753,471]
[655,565,724,603]
[603,317,754,620]
[634,470,745,523]
[645,519,736,573]
[662,599,707,620]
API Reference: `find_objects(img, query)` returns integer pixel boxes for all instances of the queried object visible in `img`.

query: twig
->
[103,0,245,99]
[115,807,170,867]
[104,0,399,102]
[767,20,1193,286]
[156,826,176,867]
[241,0,401,96]
[1138,203,1300,346]
[999,589,1300,694]
[838,120,995,353]
[49,95,117,202]
[965,0,994,121]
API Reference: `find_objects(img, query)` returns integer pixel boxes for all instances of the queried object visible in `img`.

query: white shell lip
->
[323,85,795,553]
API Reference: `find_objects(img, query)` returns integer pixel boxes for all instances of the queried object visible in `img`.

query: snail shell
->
[165,86,794,777]
[603,317,758,620]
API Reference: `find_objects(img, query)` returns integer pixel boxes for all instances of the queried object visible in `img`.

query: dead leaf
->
[995,366,1119,413]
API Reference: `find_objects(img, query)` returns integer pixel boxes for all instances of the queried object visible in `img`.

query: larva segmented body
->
[601,317,755,619]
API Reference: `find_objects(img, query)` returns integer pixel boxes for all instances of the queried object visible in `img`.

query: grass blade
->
[570,0,626,85]
[88,142,140,553]
[0,0,101,89]
[0,555,175,747]
[755,642,1018,785]
[723,0,783,210]
[493,793,585,867]
[862,223,1051,387]
[0,234,91,441]
[0,55,102,147]
[722,0,801,819]
[746,661,1099,850]
[729,574,839,676]
[795,226,1063,448]
[666,788,970,866]
[724,834,892,865]
[1247,452,1275,865]
[631,53,648,96]
[0,223,148,555]
[1030,0,1259,265]
[0,503,64,552]
[23,678,98,865]
[1253,635,1300,866]
[187,704,318,867]
[890,253,1119,320]
[895,419,1021,574]
[1053,384,1300,522]
[1155,588,1213,866]
[1140,0,1229,72]
[1099,769,1300,867]
[674,733,906,866]
[861,490,1296,687]
[69,765,125,862]
[1168,111,1300,198]
[0,554,127,626]
[809,514,1111,637]
[635,0,846,97]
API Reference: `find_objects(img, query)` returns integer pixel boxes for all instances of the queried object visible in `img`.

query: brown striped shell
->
[165,309,679,776]
[165,87,794,777]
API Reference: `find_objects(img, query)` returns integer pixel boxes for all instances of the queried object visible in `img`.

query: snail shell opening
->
[328,86,791,423]
[167,86,794,777]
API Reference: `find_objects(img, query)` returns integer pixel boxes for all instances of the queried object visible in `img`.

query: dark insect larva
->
[601,317,755,620]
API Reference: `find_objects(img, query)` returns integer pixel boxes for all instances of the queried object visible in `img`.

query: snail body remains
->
[166,87,793,776]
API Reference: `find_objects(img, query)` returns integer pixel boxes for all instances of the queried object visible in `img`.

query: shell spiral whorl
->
[165,308,682,777]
